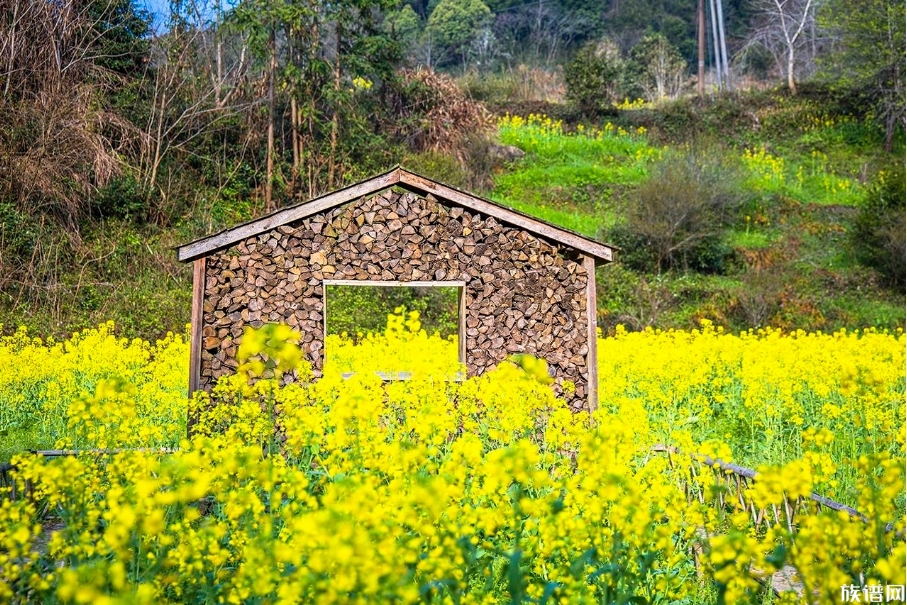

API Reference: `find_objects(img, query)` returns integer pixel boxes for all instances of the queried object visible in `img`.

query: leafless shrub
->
[611,276,675,331]
[611,149,744,273]
[734,266,787,327]
[492,3,583,69]
[0,0,140,231]
[390,67,493,164]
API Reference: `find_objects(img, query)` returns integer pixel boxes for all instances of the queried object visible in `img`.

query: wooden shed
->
[177,167,614,411]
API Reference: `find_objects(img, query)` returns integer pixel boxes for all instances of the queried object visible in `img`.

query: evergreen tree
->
[426,0,493,67]
[564,39,625,114]
[852,164,906,288]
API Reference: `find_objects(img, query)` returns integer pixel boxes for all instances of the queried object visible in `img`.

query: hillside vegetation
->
[4,90,900,338]
[484,92,905,334]
[0,0,903,338]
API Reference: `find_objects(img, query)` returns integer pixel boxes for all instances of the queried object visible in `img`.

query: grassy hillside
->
[481,91,905,334]
[0,90,902,340]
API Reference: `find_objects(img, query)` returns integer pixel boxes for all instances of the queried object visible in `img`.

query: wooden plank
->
[398,170,614,263]
[458,285,467,367]
[177,168,401,262]
[187,257,206,435]
[322,278,328,370]
[323,279,467,288]
[583,255,599,411]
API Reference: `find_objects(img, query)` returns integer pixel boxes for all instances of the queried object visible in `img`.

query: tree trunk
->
[4,1,17,96]
[265,25,276,210]
[307,0,320,198]
[327,22,341,189]
[787,45,797,94]
[709,0,723,90]
[147,91,167,206]
[291,96,299,197]
[215,18,222,106]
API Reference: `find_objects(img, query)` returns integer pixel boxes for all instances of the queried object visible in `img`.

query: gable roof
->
[176,167,614,264]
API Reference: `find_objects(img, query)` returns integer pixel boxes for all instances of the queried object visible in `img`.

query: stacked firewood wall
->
[200,188,592,410]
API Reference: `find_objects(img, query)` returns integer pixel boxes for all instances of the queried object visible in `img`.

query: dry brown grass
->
[391,67,493,164]
[0,0,143,232]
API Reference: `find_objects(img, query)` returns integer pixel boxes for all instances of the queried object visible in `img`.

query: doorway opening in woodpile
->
[323,281,464,380]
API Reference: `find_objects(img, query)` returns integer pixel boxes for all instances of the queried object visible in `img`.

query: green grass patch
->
[489,196,610,237]
[740,146,864,206]
[727,229,776,250]
[824,296,907,331]
[0,427,47,464]
[491,115,659,235]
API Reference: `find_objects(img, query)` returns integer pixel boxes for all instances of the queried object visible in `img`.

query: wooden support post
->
[583,255,598,411]
[458,285,467,370]
[187,257,206,435]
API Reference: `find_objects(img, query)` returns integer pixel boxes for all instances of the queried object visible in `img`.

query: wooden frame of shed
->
[178,167,614,412]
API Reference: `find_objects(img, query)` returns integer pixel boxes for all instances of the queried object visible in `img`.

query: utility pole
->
[709,0,723,90]
[698,0,705,98]
[716,0,731,90]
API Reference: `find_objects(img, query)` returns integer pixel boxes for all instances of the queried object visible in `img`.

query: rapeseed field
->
[0,315,903,603]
